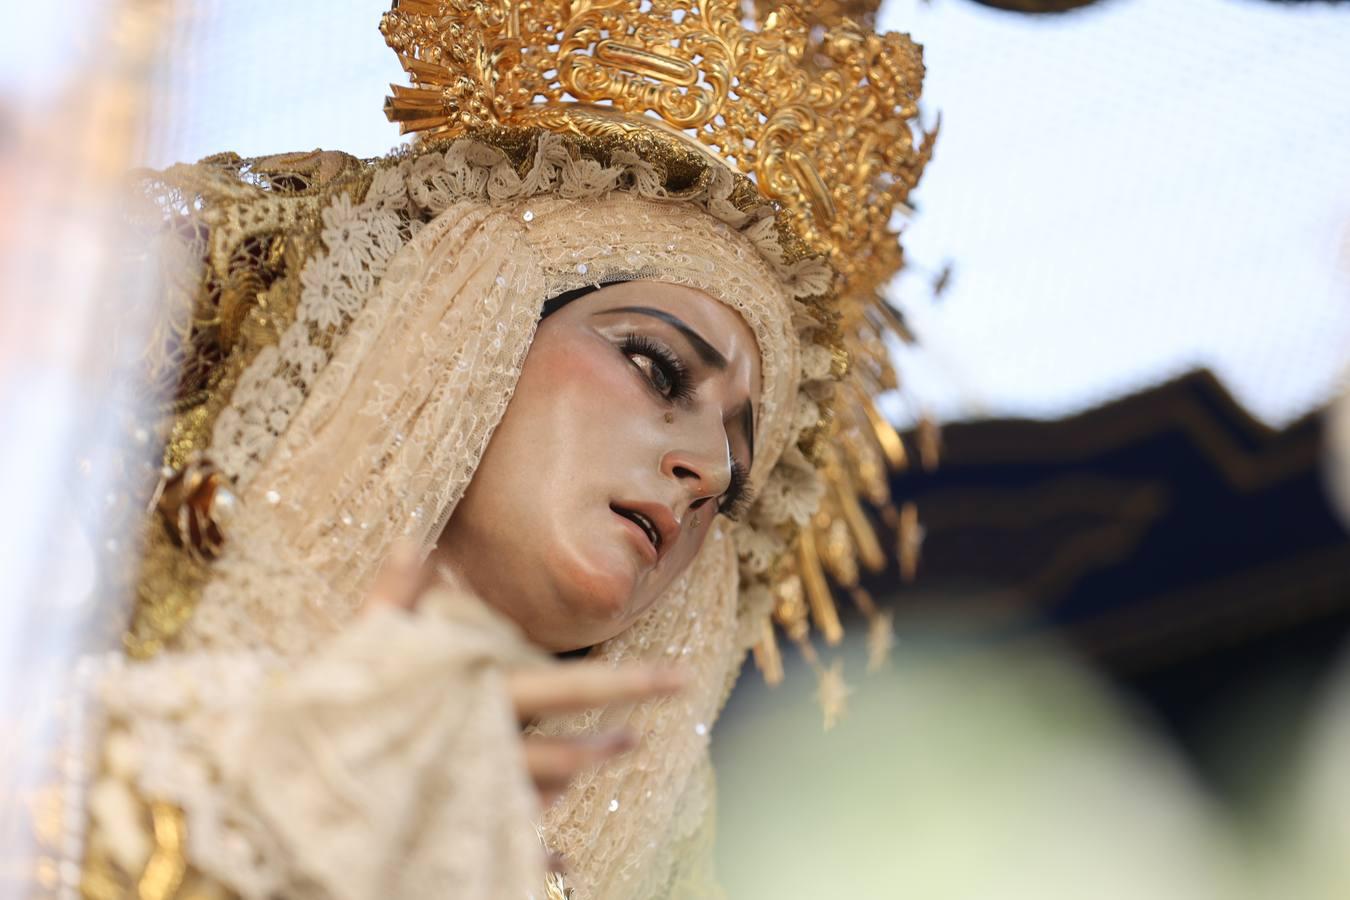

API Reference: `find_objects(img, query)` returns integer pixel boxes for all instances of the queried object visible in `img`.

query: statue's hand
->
[511,662,685,807]
[365,543,687,810]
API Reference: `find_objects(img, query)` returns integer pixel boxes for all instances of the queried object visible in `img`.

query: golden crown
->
[380,0,933,300]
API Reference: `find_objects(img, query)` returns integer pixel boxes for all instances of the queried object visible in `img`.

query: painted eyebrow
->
[602,306,728,371]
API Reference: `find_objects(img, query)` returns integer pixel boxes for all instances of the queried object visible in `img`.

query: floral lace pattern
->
[210,164,414,486]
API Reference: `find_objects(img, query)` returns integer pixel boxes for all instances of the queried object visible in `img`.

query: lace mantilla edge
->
[123,150,381,658]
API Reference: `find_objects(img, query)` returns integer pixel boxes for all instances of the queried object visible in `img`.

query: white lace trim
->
[95,592,545,900]
[211,166,412,485]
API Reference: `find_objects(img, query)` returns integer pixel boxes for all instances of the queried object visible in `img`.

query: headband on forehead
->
[539,280,623,319]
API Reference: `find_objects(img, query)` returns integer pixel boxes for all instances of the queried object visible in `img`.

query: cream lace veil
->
[153,132,833,898]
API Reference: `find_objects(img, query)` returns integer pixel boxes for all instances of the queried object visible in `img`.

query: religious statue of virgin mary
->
[12,2,933,897]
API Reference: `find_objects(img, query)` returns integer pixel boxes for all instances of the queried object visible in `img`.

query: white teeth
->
[633,513,658,546]
[617,507,660,549]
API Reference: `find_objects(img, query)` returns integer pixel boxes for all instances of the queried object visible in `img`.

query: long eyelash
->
[619,333,696,404]
[718,458,754,521]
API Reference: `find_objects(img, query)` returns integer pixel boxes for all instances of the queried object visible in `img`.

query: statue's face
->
[436,280,761,651]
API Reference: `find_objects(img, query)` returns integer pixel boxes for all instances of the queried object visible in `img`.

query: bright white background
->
[881,0,1350,427]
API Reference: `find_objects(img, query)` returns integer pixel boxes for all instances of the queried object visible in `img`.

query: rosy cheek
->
[533,335,641,405]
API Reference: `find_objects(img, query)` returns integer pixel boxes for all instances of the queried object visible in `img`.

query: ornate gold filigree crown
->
[380,0,934,300]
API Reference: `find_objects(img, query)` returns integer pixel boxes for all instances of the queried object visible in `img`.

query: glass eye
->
[619,333,694,404]
[629,352,673,397]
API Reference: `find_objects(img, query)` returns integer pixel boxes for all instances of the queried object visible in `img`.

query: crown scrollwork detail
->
[380,0,935,298]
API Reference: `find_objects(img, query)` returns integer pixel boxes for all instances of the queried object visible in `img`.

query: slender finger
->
[364,541,430,611]
[510,663,687,718]
[524,732,635,794]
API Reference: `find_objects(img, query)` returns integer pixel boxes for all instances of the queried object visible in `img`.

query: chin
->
[530,567,652,653]
[548,545,637,626]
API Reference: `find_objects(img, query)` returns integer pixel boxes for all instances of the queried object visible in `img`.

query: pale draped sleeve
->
[81,580,546,900]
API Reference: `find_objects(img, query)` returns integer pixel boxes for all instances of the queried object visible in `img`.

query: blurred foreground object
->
[715,634,1242,899]
[715,625,1350,899]
[712,369,1350,897]
[0,2,175,896]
